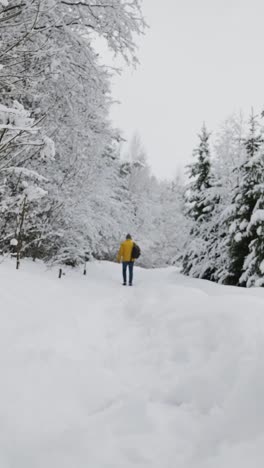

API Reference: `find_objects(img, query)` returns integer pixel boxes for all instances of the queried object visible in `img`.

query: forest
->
[1,0,264,287]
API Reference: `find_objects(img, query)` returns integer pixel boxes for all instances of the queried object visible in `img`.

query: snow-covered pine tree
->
[185,124,211,219]
[211,114,247,283]
[224,113,264,286]
[239,166,264,286]
[127,134,152,227]
[235,132,264,287]
[182,124,218,279]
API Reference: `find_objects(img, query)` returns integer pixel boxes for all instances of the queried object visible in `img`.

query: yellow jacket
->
[117,239,134,262]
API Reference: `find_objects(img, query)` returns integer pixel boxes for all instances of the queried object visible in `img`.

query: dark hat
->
[126,233,132,240]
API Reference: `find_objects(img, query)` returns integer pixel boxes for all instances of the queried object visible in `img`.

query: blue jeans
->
[122,262,134,284]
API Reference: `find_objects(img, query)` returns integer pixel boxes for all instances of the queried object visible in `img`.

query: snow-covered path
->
[1,260,264,468]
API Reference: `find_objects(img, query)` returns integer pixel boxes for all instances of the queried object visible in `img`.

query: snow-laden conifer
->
[223,113,264,285]
[182,124,218,279]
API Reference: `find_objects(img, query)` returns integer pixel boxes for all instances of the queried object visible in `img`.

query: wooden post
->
[16,252,20,270]
[16,195,27,270]
[83,262,87,275]
[58,268,62,279]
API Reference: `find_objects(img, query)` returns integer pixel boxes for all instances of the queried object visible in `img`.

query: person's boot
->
[123,282,126,286]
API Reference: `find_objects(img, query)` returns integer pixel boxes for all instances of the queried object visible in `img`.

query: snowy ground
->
[1,259,264,468]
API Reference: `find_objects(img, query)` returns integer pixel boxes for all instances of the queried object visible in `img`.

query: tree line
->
[182,112,264,287]
[0,0,187,268]
[3,0,263,285]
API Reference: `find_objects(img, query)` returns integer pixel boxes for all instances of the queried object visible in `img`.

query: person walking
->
[117,234,135,286]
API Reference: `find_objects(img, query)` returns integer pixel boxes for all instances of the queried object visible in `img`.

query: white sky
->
[109,0,264,180]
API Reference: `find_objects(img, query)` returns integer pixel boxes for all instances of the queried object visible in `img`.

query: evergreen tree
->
[182,124,217,278]
[187,124,211,222]
[224,113,264,286]
[239,151,264,286]
[211,114,247,283]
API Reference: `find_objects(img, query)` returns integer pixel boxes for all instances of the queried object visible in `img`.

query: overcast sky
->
[109,0,264,180]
